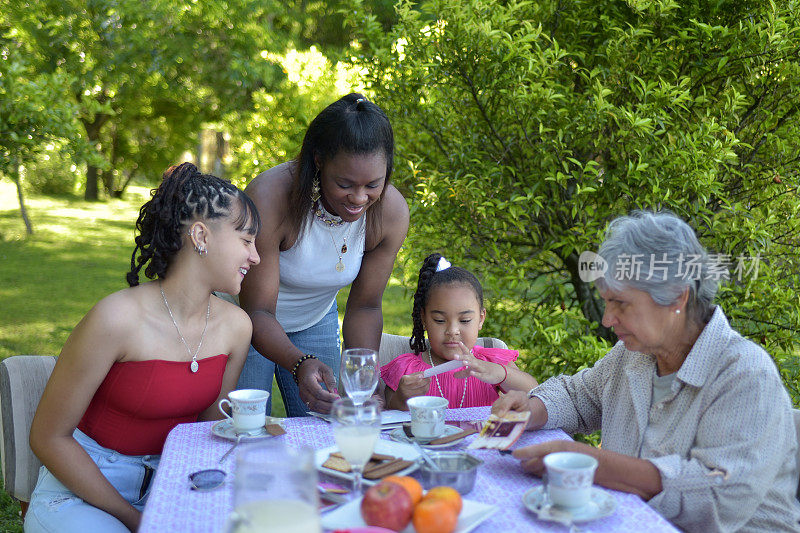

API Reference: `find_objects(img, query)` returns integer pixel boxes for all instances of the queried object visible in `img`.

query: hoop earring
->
[195,244,207,257]
[311,169,321,204]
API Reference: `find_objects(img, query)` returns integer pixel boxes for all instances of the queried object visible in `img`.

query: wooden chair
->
[377,332,508,368]
[793,408,800,501]
[0,355,57,516]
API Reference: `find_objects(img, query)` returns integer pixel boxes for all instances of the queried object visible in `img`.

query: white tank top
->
[276,204,366,332]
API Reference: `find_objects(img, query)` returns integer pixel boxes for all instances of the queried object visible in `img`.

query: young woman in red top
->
[26,163,260,532]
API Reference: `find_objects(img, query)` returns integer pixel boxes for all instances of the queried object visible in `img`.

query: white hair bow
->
[436,257,452,272]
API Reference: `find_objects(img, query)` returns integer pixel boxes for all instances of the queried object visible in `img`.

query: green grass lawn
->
[0,180,414,530]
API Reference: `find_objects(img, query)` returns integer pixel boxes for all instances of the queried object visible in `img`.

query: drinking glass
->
[331,397,381,495]
[228,442,320,533]
[339,348,379,405]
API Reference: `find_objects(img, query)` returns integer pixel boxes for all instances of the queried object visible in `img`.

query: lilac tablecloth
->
[140,406,678,532]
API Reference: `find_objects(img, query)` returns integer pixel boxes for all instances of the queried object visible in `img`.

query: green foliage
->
[351,0,800,400]
[21,149,80,196]
[224,47,364,187]
[0,52,91,176]
[1,0,286,197]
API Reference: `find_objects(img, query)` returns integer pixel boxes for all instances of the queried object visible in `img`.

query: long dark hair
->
[126,162,261,286]
[288,93,394,239]
[409,253,485,354]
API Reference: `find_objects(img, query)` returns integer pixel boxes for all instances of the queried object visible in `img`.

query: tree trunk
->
[563,251,616,343]
[85,164,100,200]
[213,131,226,178]
[11,160,33,235]
[80,113,108,201]
[116,169,136,198]
[196,131,204,171]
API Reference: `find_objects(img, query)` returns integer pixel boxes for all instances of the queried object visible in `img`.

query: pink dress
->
[380,346,519,408]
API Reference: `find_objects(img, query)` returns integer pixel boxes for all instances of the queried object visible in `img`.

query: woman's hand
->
[512,440,663,500]
[121,507,142,532]
[492,390,534,416]
[511,440,576,477]
[491,391,549,430]
[453,342,505,384]
[296,359,340,413]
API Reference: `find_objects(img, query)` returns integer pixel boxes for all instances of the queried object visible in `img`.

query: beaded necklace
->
[427,351,467,409]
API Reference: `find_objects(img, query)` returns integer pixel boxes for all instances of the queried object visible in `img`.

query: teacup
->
[407,396,448,440]
[543,451,598,508]
[218,389,270,433]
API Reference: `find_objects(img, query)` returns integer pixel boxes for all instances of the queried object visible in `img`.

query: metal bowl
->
[418,451,483,495]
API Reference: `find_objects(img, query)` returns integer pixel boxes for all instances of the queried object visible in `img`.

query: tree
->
[351,0,800,399]
[0,53,93,232]
[223,46,364,187]
[2,0,284,199]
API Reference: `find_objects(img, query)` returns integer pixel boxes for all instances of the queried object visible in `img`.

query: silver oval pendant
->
[335,260,345,272]
[190,360,199,373]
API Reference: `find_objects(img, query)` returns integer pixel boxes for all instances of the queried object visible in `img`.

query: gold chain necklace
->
[324,220,354,273]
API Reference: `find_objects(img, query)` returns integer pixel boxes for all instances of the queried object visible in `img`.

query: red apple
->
[360,480,414,531]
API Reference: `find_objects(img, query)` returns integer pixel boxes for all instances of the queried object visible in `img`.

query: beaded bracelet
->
[291,354,318,384]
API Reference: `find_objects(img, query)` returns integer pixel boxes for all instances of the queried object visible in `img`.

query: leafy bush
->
[22,149,78,196]
[350,0,800,400]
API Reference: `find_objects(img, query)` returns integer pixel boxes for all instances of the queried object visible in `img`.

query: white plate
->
[309,409,412,427]
[388,424,470,449]
[321,495,497,532]
[315,440,421,485]
[522,485,617,524]
[211,419,279,442]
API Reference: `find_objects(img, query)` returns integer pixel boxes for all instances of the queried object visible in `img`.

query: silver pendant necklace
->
[160,282,210,373]
[428,351,467,409]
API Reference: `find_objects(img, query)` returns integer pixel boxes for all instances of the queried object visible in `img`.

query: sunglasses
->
[188,469,226,492]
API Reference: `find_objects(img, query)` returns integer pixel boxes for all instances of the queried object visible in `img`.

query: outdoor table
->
[140,406,678,532]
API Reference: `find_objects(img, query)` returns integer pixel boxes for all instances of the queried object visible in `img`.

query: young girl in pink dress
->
[382,253,537,410]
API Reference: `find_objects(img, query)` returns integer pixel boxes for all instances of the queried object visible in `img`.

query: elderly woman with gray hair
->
[493,211,800,532]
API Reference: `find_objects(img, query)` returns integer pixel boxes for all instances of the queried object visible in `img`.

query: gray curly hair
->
[595,211,718,324]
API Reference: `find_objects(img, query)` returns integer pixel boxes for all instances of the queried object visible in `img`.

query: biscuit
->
[363,459,414,480]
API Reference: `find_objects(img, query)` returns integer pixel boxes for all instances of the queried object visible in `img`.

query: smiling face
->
[600,285,680,356]
[421,283,486,361]
[317,150,387,222]
[203,209,260,295]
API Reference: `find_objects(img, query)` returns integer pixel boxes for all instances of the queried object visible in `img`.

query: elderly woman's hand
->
[511,440,577,477]
[491,390,549,430]
[491,390,531,416]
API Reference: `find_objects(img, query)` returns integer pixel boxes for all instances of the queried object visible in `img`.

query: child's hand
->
[396,371,431,402]
[453,342,506,385]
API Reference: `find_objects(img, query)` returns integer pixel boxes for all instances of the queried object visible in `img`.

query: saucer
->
[522,485,617,524]
[389,424,467,448]
[211,419,277,441]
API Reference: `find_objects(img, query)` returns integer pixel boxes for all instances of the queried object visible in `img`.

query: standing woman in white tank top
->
[238,94,409,416]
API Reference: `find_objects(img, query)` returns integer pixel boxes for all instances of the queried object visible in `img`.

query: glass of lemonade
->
[331,397,381,495]
[228,442,320,533]
[339,348,380,405]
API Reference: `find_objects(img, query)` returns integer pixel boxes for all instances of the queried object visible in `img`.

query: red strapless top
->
[77,354,228,456]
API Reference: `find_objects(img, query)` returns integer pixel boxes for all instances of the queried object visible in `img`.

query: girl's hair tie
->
[436,256,452,272]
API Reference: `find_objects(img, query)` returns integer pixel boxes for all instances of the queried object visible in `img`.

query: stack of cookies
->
[322,452,415,480]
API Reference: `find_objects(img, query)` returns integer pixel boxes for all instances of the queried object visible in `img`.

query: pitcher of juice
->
[228,441,320,533]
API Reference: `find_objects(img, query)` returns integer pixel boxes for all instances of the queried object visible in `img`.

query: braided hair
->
[409,253,485,354]
[126,162,261,287]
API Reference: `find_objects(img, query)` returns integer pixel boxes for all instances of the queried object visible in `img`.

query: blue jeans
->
[237,301,341,417]
[24,429,160,532]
